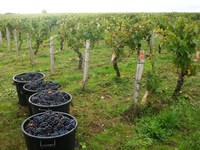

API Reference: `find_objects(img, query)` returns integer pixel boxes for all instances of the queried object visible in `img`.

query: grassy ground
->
[0,38,199,150]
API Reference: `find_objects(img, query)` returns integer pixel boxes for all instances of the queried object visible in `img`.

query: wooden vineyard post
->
[141,90,149,105]
[0,31,2,45]
[133,50,145,116]
[14,29,19,56]
[196,51,199,61]
[82,40,90,90]
[27,33,34,65]
[194,51,199,62]
[50,37,55,75]
[6,28,11,51]
[150,30,154,56]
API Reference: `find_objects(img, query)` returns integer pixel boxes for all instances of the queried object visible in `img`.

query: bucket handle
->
[12,82,20,85]
[40,140,56,148]
[39,107,52,112]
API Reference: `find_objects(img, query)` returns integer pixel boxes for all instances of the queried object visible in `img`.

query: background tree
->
[42,9,47,14]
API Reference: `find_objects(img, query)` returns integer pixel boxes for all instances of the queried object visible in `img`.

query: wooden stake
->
[141,90,149,105]
[150,30,154,55]
[6,28,11,51]
[27,33,34,65]
[194,51,199,62]
[0,31,2,45]
[111,53,116,63]
[133,50,145,116]
[82,40,90,90]
[196,51,199,61]
[14,29,19,56]
[50,37,55,74]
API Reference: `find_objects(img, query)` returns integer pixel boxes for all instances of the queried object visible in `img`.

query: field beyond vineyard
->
[0,13,200,150]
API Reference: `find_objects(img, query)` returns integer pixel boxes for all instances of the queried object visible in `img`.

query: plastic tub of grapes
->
[21,111,77,150]
[29,90,72,115]
[12,72,45,106]
[23,80,61,104]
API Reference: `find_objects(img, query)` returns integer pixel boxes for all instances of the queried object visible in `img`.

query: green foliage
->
[123,108,180,149]
[126,16,156,51]
[123,94,200,150]
[176,96,200,149]
[123,134,154,149]
[179,130,200,150]
[65,18,84,50]
[162,17,199,75]
[146,70,160,93]
[82,19,104,48]
[103,16,128,56]
[138,110,180,140]
[32,17,51,44]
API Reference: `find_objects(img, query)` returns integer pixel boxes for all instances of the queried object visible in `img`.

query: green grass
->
[0,38,199,150]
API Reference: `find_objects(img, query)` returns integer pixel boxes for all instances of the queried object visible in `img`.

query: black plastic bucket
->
[21,111,78,150]
[29,90,72,115]
[12,72,45,106]
[23,80,61,105]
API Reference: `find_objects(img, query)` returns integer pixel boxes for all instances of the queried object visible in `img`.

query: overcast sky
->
[0,0,199,14]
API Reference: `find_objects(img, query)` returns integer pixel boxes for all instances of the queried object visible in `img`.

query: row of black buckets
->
[12,72,78,150]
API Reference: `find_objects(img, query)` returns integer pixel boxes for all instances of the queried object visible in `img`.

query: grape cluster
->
[14,72,44,82]
[30,90,71,106]
[25,111,76,137]
[24,80,60,91]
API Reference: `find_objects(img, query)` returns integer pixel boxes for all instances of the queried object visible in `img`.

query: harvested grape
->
[24,80,60,92]
[14,72,44,82]
[25,111,76,137]
[30,90,71,106]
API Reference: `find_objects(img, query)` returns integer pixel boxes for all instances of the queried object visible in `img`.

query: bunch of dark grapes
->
[30,90,71,106]
[24,80,60,91]
[15,72,44,82]
[25,111,76,137]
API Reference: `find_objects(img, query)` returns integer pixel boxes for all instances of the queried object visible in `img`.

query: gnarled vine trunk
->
[34,42,40,55]
[34,37,44,55]
[74,48,83,70]
[60,38,64,50]
[137,43,141,56]
[173,73,185,98]
[113,56,120,77]
[18,32,23,50]
[158,44,161,54]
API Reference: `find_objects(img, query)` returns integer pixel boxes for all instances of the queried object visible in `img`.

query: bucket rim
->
[23,80,60,92]
[13,72,45,84]
[28,90,72,107]
[21,111,78,139]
